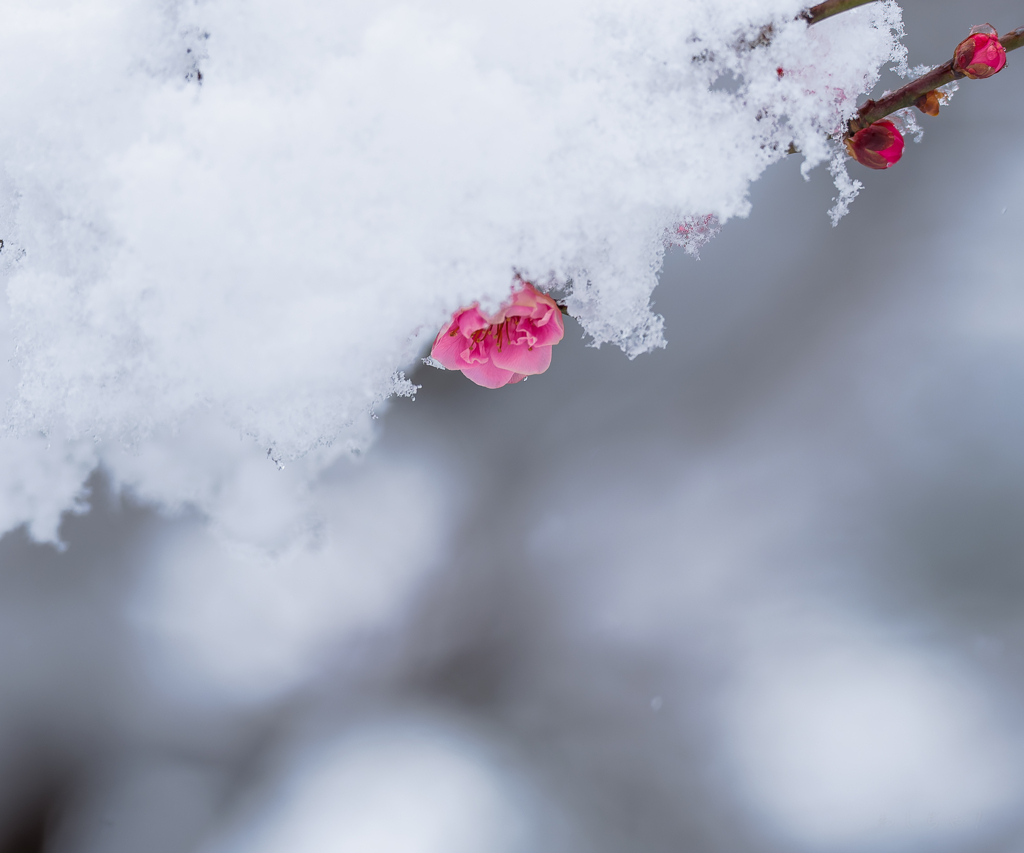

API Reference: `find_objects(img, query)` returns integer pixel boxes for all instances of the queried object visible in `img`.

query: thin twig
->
[802,0,879,26]
[1002,25,1024,52]
[849,25,1024,133]
[743,0,877,54]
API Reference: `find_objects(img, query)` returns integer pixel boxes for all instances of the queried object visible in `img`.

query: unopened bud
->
[844,120,904,170]
[953,25,1007,79]
[915,89,941,117]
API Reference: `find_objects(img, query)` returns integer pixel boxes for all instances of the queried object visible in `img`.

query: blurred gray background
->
[2,1,1023,851]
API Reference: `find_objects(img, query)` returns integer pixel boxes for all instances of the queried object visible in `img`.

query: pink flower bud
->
[431,281,565,389]
[953,25,1007,79]
[844,120,904,170]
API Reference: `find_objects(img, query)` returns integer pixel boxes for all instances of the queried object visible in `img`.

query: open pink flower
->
[954,26,1007,79]
[844,120,904,170]
[431,282,565,389]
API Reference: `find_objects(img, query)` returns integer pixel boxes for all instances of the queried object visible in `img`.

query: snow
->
[0,0,907,542]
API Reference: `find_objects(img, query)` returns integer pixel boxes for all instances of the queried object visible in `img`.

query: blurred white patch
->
[201,715,537,853]
[726,629,1021,850]
[128,456,449,704]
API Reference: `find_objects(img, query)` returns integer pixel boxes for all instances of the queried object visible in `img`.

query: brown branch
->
[802,0,879,26]
[850,26,1024,133]
[744,0,878,54]
[1002,25,1024,52]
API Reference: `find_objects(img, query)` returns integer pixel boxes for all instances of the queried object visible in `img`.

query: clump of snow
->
[0,0,906,542]
[828,149,865,227]
[669,215,722,259]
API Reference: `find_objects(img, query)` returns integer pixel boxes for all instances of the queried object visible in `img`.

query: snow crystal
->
[0,0,906,541]
[669,215,722,260]
[828,148,865,227]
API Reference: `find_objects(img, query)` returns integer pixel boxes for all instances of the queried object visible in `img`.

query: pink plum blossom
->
[431,282,565,389]
[844,120,904,170]
[954,26,1007,80]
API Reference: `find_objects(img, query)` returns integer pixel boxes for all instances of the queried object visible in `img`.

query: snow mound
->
[0,0,905,541]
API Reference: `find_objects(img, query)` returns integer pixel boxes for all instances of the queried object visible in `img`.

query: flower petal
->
[431,322,471,369]
[490,341,553,375]
[456,307,490,337]
[528,310,564,348]
[460,360,515,388]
